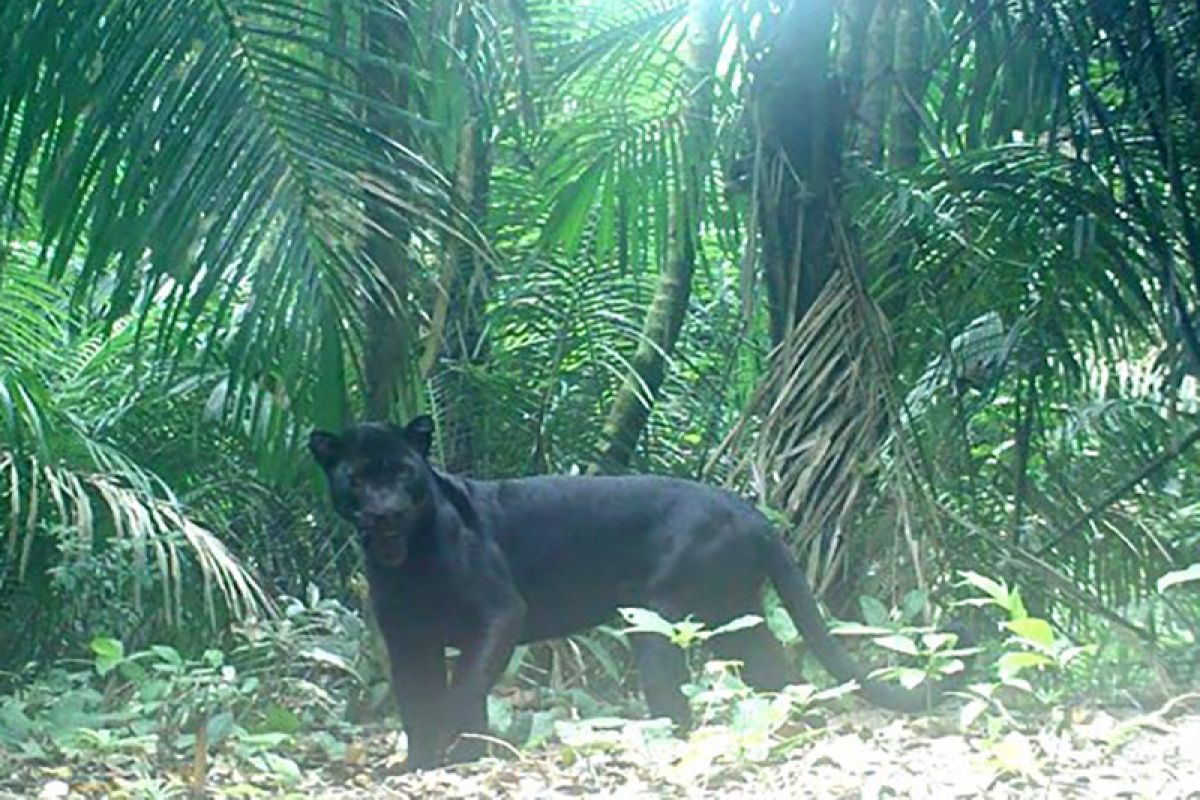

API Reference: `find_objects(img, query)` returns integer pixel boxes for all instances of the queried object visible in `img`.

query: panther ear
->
[404,415,434,457]
[308,430,343,469]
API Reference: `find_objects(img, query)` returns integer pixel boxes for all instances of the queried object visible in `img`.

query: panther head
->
[308,416,435,567]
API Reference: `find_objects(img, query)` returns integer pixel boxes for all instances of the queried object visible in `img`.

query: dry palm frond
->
[1,451,274,625]
[710,218,934,598]
[2,228,274,628]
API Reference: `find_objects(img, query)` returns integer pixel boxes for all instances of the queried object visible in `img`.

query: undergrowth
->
[1,568,1194,792]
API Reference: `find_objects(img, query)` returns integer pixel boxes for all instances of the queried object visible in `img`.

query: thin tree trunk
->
[328,1,347,81]
[425,9,493,475]
[858,0,895,166]
[362,3,416,420]
[756,0,840,343]
[964,0,995,149]
[888,0,926,169]
[834,0,874,114]
[506,0,540,132]
[589,0,721,473]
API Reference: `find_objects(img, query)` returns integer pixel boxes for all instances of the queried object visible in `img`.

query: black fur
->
[310,417,958,770]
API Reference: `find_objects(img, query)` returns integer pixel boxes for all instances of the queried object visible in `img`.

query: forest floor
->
[5,695,1199,800]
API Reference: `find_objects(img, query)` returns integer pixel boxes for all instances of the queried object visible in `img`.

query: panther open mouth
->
[365,531,409,566]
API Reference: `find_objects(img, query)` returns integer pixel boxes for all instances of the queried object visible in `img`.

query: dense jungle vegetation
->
[1,0,1197,796]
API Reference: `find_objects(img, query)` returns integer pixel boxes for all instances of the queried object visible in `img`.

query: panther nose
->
[358,511,398,530]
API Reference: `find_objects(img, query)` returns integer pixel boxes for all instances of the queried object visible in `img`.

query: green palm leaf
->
[1,0,464,434]
[1,241,272,629]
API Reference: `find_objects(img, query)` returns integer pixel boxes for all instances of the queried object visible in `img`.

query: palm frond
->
[0,0,465,434]
[711,250,927,598]
[528,0,687,98]
[1,240,272,626]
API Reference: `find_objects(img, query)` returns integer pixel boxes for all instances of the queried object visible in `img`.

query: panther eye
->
[379,459,410,476]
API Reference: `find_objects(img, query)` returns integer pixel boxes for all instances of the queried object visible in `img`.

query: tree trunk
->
[964,0,995,149]
[362,3,417,421]
[835,0,875,82]
[506,0,540,132]
[752,1,873,609]
[424,9,493,475]
[588,0,721,473]
[756,0,841,343]
[858,0,895,166]
[888,0,926,169]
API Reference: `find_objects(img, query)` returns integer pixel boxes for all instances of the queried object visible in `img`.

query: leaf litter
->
[2,700,1198,799]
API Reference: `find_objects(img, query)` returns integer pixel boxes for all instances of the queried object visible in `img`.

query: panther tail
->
[764,536,967,713]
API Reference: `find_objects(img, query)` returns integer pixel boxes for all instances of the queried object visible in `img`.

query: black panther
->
[310,416,961,770]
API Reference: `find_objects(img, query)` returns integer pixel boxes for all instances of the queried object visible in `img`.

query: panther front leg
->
[444,602,525,762]
[384,632,448,771]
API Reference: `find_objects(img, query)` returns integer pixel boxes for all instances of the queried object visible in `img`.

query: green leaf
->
[618,607,677,639]
[487,696,514,736]
[240,732,292,750]
[997,651,1053,678]
[766,605,799,644]
[830,622,894,637]
[114,657,146,683]
[90,637,124,676]
[539,158,607,255]
[311,731,347,761]
[300,647,362,681]
[573,635,623,684]
[261,705,301,735]
[1003,618,1055,649]
[1001,675,1034,693]
[527,710,560,748]
[900,589,928,622]
[670,620,707,648]
[45,691,104,739]
[206,712,236,746]
[959,698,990,729]
[895,667,928,690]
[260,752,301,783]
[503,646,530,682]
[859,595,890,627]
[937,658,966,677]
[710,614,763,637]
[871,634,919,656]
[0,701,32,744]
[150,645,183,667]
[957,571,1011,607]
[921,632,957,652]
